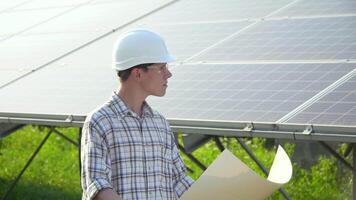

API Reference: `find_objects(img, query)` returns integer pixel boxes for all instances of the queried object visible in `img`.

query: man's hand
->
[94,188,122,200]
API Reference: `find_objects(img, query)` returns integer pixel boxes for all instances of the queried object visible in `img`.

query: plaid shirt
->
[81,93,193,200]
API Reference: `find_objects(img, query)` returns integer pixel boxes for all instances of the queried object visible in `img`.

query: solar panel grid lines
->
[182,21,261,63]
[148,63,356,123]
[0,0,176,89]
[267,13,356,21]
[0,31,108,89]
[135,21,252,61]
[271,0,356,18]
[287,75,356,126]
[0,68,32,87]
[181,0,301,63]
[277,67,356,123]
[11,0,92,11]
[216,63,339,121]
[184,59,356,65]
[139,0,297,24]
[0,1,98,40]
[0,57,118,115]
[20,0,175,35]
[0,7,70,39]
[192,16,356,62]
[0,0,30,14]
[1,0,356,128]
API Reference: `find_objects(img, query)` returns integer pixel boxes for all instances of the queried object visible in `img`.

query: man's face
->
[140,63,172,97]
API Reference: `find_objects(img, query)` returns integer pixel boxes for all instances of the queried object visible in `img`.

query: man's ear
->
[131,68,141,80]
[131,68,143,81]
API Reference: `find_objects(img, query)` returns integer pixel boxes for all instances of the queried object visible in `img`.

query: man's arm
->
[94,188,122,200]
[170,133,195,198]
[81,119,114,200]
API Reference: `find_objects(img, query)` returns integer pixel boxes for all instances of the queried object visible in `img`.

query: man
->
[81,29,194,200]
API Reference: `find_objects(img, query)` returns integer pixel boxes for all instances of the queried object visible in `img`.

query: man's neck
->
[117,87,147,117]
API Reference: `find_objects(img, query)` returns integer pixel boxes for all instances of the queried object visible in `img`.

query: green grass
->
[0,126,352,199]
[0,126,81,200]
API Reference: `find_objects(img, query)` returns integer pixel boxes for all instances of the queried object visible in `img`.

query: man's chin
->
[154,92,166,97]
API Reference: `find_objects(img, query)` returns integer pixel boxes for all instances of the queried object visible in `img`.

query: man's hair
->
[117,63,153,81]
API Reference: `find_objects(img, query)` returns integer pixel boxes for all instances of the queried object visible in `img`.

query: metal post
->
[78,127,82,175]
[319,141,354,171]
[52,128,79,146]
[2,128,53,200]
[353,143,356,200]
[178,144,207,171]
[213,136,225,152]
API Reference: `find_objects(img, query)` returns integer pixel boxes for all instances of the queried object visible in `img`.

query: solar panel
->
[140,0,293,24]
[0,0,171,88]
[193,16,356,62]
[0,19,251,115]
[0,0,28,13]
[287,75,356,126]
[148,63,356,122]
[136,21,251,60]
[0,40,117,114]
[0,32,98,74]
[12,0,90,10]
[21,0,171,34]
[0,7,69,38]
[0,68,31,86]
[0,0,355,130]
[271,0,356,18]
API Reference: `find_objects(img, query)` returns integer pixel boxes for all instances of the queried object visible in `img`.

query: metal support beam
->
[178,143,206,171]
[213,136,225,152]
[182,134,211,153]
[2,128,53,200]
[236,137,291,200]
[169,119,356,143]
[319,141,353,171]
[0,124,24,138]
[1,116,356,143]
[345,144,353,157]
[52,128,78,147]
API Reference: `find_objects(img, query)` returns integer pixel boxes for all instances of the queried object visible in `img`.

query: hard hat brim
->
[113,54,176,71]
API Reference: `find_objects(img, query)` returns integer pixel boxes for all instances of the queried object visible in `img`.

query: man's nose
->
[166,69,172,78]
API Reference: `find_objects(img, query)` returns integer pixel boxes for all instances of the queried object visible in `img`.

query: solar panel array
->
[193,17,356,61]
[0,0,355,127]
[149,63,356,123]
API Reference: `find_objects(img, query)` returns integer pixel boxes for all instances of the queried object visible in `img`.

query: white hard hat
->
[112,29,176,71]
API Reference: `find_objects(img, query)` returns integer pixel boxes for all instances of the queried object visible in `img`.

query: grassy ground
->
[0,125,352,199]
[0,126,81,200]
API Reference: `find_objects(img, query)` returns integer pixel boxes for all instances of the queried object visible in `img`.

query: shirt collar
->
[110,92,154,118]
